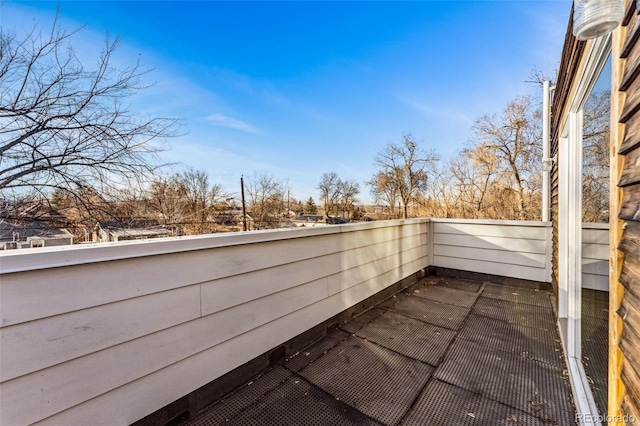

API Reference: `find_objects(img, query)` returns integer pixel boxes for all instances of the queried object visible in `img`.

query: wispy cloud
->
[394,94,474,124]
[205,113,264,134]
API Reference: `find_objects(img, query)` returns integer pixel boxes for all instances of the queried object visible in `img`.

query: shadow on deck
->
[182,276,576,426]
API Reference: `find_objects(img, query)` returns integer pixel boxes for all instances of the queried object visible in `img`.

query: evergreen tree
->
[304,197,318,214]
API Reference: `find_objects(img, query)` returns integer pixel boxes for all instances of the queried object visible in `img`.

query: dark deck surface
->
[581,289,609,416]
[183,276,576,426]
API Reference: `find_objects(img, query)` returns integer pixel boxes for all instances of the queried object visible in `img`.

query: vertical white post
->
[567,111,583,359]
[427,219,434,267]
[542,81,551,222]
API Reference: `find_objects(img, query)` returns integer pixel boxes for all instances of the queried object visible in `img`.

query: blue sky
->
[3,1,571,203]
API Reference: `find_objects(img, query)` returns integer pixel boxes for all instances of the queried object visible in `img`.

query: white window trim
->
[557,33,611,426]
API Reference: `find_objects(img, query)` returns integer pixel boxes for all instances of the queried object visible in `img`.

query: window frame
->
[557,32,611,426]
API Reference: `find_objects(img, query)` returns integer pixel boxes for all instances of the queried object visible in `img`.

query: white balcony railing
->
[430,218,552,283]
[0,218,608,425]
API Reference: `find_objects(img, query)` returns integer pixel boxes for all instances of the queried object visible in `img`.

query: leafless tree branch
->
[0,18,178,202]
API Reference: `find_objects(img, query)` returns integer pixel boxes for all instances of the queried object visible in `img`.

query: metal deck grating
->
[434,339,575,425]
[190,376,383,425]
[401,379,549,426]
[482,283,552,309]
[411,284,480,308]
[433,277,483,292]
[284,329,350,372]
[580,285,608,414]
[339,307,386,334]
[472,297,557,330]
[390,295,470,330]
[356,310,456,366]
[299,336,434,425]
[184,366,292,425]
[581,294,609,320]
[581,314,608,415]
[457,314,565,369]
[179,275,577,426]
[378,290,411,309]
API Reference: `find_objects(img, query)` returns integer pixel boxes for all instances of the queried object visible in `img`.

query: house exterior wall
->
[611,1,640,421]
[48,237,73,247]
[1,234,73,250]
[93,227,109,243]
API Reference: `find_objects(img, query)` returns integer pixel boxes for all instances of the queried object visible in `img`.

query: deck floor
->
[183,276,576,426]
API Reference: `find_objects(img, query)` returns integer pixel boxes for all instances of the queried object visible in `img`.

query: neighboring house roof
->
[0,220,73,243]
[291,215,350,225]
[102,228,171,238]
[294,215,325,222]
[1,199,70,227]
[94,220,172,239]
[289,215,329,228]
[326,216,350,224]
[96,220,162,229]
[211,210,254,223]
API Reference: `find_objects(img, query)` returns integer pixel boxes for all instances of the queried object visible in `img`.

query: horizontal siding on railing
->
[582,223,609,292]
[0,220,428,426]
[431,219,552,282]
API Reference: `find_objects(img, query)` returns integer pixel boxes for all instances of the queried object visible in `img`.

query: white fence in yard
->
[0,218,608,425]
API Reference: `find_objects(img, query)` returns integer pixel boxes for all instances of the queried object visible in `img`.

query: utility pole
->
[240,175,247,231]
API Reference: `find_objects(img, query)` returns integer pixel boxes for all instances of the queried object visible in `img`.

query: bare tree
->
[47,184,117,241]
[317,172,360,218]
[367,171,399,217]
[524,67,557,87]
[147,176,186,232]
[317,172,341,217]
[106,185,152,223]
[447,145,501,219]
[415,164,458,218]
[468,96,541,220]
[175,169,225,234]
[145,169,226,234]
[371,134,439,219]
[582,90,610,222]
[337,179,360,218]
[245,173,289,229]
[0,19,176,201]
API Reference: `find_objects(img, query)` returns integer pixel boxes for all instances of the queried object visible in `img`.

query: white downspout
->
[542,81,555,222]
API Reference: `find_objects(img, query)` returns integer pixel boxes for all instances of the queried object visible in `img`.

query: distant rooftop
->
[0,220,73,243]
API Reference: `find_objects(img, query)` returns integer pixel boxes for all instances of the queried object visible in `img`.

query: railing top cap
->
[0,218,430,274]
[429,218,552,227]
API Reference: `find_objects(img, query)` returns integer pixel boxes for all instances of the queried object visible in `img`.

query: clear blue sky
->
[2,1,571,203]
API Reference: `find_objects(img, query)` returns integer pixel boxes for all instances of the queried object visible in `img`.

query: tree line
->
[368,90,608,222]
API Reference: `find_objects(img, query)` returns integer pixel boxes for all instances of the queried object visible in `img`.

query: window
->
[557,34,611,422]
